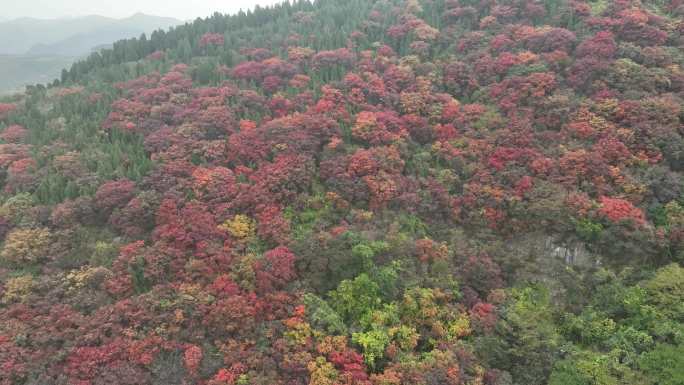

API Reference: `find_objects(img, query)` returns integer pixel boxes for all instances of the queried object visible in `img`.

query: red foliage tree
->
[0,103,17,120]
[255,204,291,246]
[254,246,297,293]
[231,61,266,82]
[192,166,238,204]
[5,158,38,193]
[568,31,617,88]
[200,33,225,47]
[461,254,504,296]
[352,111,408,145]
[95,179,137,215]
[312,48,355,69]
[598,196,646,225]
[0,125,28,143]
[470,302,497,332]
[183,345,203,376]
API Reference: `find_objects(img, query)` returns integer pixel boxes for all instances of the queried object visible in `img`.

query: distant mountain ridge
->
[0,13,182,56]
[0,13,183,93]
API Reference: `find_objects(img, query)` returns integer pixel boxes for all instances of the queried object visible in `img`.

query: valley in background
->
[0,13,182,93]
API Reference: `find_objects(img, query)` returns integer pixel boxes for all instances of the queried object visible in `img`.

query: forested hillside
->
[0,0,683,384]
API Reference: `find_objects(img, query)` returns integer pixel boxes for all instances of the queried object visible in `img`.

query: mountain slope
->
[0,15,113,55]
[0,13,183,94]
[25,13,183,56]
[0,1,682,384]
[0,55,75,95]
[0,13,182,55]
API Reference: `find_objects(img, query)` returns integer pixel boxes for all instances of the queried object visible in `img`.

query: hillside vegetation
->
[0,0,683,384]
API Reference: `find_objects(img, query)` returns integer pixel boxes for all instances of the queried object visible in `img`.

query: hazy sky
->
[0,0,285,21]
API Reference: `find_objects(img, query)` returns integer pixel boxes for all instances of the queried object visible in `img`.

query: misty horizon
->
[2,12,183,23]
[0,0,285,21]
[4,12,177,21]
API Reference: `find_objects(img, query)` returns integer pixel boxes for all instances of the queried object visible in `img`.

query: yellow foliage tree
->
[1,227,52,265]
[64,266,113,292]
[0,193,34,225]
[447,312,472,340]
[2,275,34,303]
[307,356,338,385]
[219,214,255,239]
